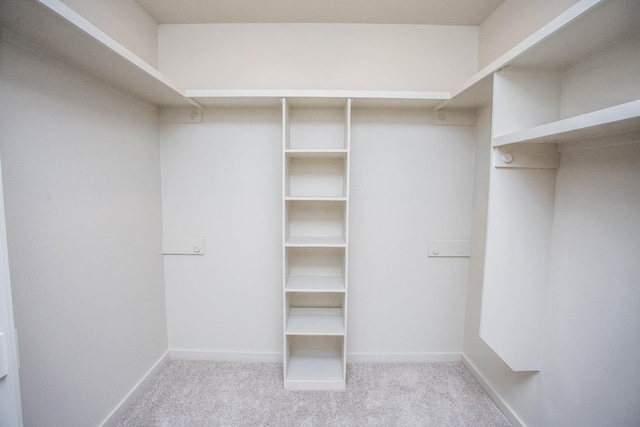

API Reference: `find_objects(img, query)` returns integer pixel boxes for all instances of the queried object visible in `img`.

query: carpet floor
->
[115,360,511,426]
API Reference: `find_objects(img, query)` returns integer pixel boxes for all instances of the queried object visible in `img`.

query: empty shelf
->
[285,236,346,247]
[286,308,344,335]
[286,353,344,387]
[286,275,345,292]
[492,99,640,146]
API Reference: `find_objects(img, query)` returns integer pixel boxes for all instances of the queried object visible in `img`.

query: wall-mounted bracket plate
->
[162,237,205,255]
[494,143,560,169]
[428,240,470,257]
[159,108,203,123]
[433,110,476,126]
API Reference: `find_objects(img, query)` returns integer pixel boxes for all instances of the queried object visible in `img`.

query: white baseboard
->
[169,350,462,364]
[99,350,170,427]
[170,349,282,362]
[461,354,525,427]
[348,352,461,363]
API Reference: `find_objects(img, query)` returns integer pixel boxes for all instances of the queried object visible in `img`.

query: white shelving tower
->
[282,98,352,390]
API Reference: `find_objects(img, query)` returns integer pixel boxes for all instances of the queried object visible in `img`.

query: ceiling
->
[135,0,505,26]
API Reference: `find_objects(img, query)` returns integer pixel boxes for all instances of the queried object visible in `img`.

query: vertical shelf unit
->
[478,0,640,372]
[282,98,351,390]
[431,0,640,373]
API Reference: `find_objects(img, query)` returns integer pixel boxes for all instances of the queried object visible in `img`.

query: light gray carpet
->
[116,360,511,426]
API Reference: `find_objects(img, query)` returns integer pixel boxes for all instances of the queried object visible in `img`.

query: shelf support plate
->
[494,143,560,169]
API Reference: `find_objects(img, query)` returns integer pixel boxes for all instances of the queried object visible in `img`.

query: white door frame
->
[0,158,23,426]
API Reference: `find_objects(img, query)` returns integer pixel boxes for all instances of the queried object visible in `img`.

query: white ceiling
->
[135,0,505,26]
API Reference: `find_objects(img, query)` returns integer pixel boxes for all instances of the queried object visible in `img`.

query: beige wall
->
[0,40,167,426]
[61,0,159,67]
[477,0,579,69]
[158,23,479,92]
[160,107,476,358]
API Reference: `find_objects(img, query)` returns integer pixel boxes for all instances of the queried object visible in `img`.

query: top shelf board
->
[285,150,348,158]
[186,90,449,109]
[0,0,198,108]
[509,0,640,69]
[437,0,640,110]
[492,99,640,146]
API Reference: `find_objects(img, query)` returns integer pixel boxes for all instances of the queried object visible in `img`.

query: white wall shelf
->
[0,0,199,108]
[436,0,640,111]
[286,354,343,383]
[285,149,349,156]
[285,197,348,202]
[186,90,448,109]
[285,236,347,248]
[285,276,345,292]
[492,99,640,146]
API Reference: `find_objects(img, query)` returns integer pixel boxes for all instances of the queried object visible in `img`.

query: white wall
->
[0,39,167,426]
[0,163,22,427]
[538,142,640,426]
[477,0,578,69]
[158,24,479,92]
[349,108,475,358]
[464,119,640,424]
[60,0,159,67]
[561,30,640,118]
[160,106,475,358]
[160,108,283,355]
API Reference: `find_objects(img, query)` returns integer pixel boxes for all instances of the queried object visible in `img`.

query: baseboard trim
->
[99,350,170,427]
[168,350,462,364]
[461,354,525,427]
[170,349,282,362]
[348,352,461,363]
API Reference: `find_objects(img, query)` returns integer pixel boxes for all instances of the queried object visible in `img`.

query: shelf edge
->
[435,0,604,111]
[186,89,450,101]
[35,0,201,108]
[492,99,640,146]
